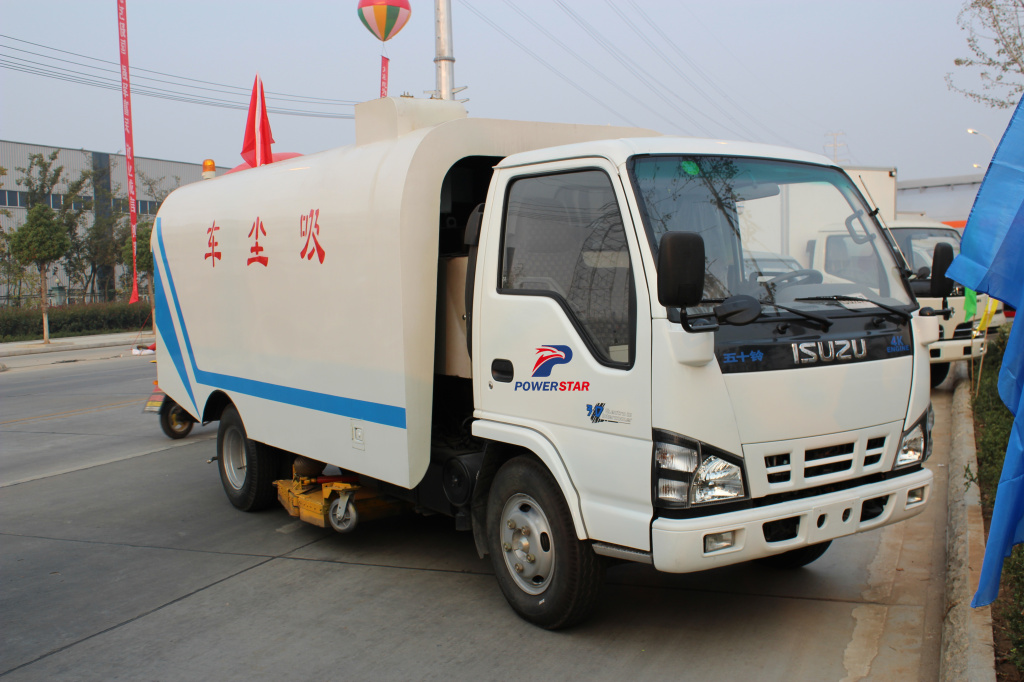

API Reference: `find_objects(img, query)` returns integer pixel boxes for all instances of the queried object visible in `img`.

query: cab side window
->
[500,170,635,367]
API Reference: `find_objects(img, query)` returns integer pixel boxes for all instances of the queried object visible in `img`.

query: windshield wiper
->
[761,302,833,330]
[794,295,912,322]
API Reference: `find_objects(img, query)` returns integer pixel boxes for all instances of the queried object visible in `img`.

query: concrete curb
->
[940,375,997,682]
[0,332,154,358]
[0,339,134,358]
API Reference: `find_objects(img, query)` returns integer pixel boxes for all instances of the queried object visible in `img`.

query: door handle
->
[491,359,514,383]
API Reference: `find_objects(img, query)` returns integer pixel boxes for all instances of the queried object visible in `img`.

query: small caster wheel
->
[329,496,358,533]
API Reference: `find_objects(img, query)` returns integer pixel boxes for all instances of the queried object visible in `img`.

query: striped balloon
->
[357,0,411,42]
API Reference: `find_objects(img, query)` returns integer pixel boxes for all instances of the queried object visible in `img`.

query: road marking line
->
[0,398,142,425]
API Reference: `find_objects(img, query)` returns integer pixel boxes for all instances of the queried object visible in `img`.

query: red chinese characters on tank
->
[247,217,268,267]
[205,221,222,266]
[300,209,326,263]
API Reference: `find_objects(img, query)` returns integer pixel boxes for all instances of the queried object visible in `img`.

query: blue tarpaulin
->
[947,96,1024,608]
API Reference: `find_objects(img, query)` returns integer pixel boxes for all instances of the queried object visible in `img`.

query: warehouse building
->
[0,140,228,305]
[896,174,983,226]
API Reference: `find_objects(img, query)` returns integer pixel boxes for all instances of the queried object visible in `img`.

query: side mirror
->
[657,232,705,309]
[930,242,955,298]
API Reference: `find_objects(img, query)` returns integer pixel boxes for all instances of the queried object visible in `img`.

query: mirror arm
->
[683,314,719,333]
[919,306,954,321]
[671,307,719,333]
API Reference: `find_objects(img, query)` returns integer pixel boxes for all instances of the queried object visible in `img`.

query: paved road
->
[0,349,952,681]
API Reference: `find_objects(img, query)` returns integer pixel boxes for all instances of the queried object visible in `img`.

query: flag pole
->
[975,343,986,395]
[117,0,139,304]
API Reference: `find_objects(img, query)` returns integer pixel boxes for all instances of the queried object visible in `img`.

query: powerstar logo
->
[514,345,590,392]
[532,345,573,377]
[887,335,911,353]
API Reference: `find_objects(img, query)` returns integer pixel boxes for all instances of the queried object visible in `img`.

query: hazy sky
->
[1,0,1016,181]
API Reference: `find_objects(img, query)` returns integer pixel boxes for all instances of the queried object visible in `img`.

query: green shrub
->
[972,322,1024,669]
[0,302,152,342]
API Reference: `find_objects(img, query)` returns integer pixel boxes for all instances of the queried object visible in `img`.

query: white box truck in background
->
[154,97,941,628]
[887,215,1004,386]
[843,166,897,224]
[824,168,1001,386]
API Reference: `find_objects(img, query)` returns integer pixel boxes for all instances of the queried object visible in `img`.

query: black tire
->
[486,455,604,629]
[930,362,950,388]
[216,405,280,512]
[159,397,194,439]
[756,540,832,569]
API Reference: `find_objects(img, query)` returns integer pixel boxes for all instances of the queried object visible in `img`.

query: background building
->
[896,174,983,227]
[0,140,228,305]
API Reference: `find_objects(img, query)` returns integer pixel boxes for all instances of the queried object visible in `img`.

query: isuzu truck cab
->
[887,216,1004,386]
[153,98,940,628]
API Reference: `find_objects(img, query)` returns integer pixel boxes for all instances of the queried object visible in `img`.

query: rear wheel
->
[930,362,950,388]
[486,456,604,629]
[217,405,279,511]
[756,540,832,569]
[159,397,194,439]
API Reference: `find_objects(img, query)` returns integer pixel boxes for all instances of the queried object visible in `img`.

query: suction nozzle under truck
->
[154,98,942,629]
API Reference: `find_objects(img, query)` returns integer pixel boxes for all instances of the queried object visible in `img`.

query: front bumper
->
[650,467,932,573]
[929,336,985,363]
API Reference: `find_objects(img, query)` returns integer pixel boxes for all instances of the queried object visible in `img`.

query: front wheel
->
[486,456,604,629]
[217,405,280,512]
[159,397,194,439]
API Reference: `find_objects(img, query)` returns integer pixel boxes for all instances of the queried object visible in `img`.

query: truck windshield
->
[628,156,913,315]
[888,227,961,274]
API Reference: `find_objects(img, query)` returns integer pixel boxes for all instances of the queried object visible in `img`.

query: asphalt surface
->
[0,346,953,681]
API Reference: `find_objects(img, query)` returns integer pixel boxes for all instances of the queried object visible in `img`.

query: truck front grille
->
[743,425,897,499]
[952,322,975,340]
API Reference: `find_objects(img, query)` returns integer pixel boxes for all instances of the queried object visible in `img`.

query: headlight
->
[654,442,699,472]
[692,456,745,504]
[653,431,747,509]
[895,423,926,468]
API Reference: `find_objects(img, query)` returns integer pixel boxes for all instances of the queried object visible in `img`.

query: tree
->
[0,166,25,305]
[86,163,120,301]
[15,151,91,300]
[947,0,1024,109]
[11,204,71,343]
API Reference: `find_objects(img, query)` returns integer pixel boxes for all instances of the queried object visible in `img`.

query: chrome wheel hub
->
[499,493,554,595]
[223,427,247,490]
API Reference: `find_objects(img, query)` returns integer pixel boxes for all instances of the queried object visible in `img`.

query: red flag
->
[241,74,275,167]
[380,56,389,98]
[117,0,139,304]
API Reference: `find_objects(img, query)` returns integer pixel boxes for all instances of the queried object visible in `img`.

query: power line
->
[500,0,682,133]
[0,57,353,119]
[607,0,760,142]
[552,0,713,136]
[458,0,641,127]
[660,4,815,146]
[0,34,360,108]
[0,44,354,107]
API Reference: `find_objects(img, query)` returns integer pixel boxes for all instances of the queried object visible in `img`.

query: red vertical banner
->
[117,0,139,304]
[380,55,389,98]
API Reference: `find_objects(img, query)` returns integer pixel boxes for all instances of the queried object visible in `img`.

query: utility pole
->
[824,131,850,164]
[434,0,455,100]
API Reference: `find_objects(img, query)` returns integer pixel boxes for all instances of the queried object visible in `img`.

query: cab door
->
[474,159,653,550]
